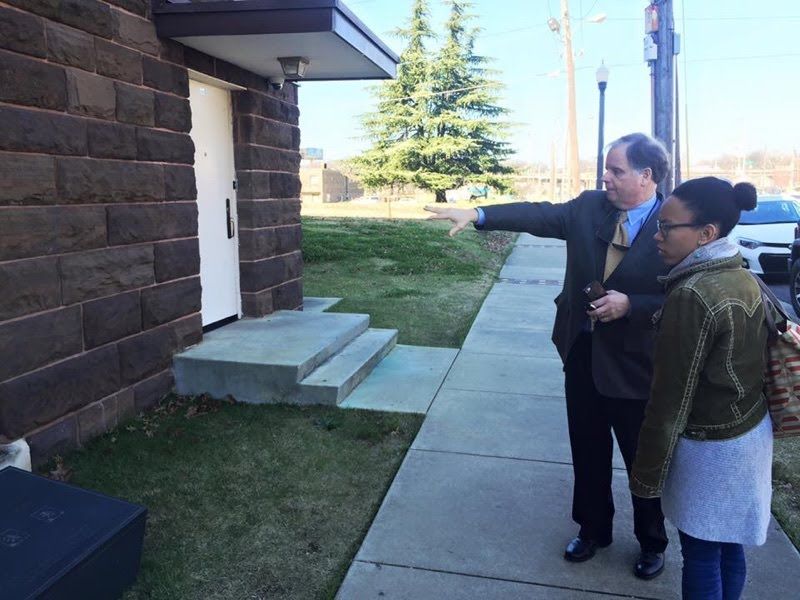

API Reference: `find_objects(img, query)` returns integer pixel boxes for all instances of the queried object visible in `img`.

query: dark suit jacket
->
[478,190,669,399]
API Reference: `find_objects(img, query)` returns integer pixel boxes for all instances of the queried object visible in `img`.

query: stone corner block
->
[26,415,78,466]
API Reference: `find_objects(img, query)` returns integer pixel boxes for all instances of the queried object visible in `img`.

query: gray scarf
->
[667,237,740,279]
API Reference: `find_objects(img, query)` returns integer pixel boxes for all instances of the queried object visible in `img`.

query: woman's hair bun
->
[732,182,757,211]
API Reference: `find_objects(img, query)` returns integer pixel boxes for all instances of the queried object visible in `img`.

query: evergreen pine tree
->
[351,0,434,194]
[423,0,513,201]
[352,0,513,202]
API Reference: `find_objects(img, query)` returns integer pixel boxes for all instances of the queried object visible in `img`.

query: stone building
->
[0,0,397,463]
[300,160,364,203]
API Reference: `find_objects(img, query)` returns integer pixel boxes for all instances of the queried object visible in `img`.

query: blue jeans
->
[679,530,746,599]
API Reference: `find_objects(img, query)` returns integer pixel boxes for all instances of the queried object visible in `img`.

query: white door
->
[189,80,241,327]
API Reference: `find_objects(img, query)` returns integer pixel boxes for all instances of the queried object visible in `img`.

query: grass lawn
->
[302,217,516,347]
[773,436,800,548]
[55,396,423,600]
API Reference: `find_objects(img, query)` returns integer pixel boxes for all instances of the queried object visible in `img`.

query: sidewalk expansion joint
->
[410,447,628,472]
[442,386,565,399]
[352,560,664,600]
[497,278,563,286]
[411,447,572,466]
[421,348,461,414]
[452,349,560,358]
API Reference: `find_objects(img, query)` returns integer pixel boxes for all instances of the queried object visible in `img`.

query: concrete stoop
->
[173,309,457,412]
[174,310,395,405]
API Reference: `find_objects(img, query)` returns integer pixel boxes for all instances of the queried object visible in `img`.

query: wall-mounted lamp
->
[278,56,310,79]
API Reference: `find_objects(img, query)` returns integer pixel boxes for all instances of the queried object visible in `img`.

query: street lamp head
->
[547,17,560,33]
[596,62,609,85]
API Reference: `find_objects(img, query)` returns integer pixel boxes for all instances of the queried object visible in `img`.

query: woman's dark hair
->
[609,133,670,184]
[670,176,758,237]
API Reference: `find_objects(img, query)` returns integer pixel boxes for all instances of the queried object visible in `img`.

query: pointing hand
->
[424,205,479,237]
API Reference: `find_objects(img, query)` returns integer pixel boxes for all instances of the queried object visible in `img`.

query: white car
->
[729,196,800,275]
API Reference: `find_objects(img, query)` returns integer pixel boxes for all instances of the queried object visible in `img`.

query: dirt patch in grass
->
[46,395,423,600]
[302,217,516,347]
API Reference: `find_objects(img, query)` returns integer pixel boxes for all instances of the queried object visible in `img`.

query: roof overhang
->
[153,0,398,81]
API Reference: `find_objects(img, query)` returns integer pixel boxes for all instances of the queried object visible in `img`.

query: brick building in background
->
[0,0,397,463]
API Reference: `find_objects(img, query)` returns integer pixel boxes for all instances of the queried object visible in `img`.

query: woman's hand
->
[424,205,479,237]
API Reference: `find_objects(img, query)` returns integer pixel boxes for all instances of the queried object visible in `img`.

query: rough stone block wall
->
[0,0,303,462]
[229,82,303,316]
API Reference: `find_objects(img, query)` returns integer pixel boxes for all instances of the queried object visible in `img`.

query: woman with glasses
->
[630,177,772,599]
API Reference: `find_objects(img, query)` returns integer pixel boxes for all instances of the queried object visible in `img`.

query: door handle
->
[225,198,235,239]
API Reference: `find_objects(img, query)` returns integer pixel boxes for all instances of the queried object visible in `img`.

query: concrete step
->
[340,345,459,414]
[299,329,398,405]
[174,310,369,403]
[302,297,342,312]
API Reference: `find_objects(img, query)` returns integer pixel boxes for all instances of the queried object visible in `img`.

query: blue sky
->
[298,0,800,164]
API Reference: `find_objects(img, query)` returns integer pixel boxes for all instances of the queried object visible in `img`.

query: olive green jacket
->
[630,254,768,498]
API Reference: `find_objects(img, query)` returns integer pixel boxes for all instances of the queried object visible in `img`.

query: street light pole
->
[595,62,609,190]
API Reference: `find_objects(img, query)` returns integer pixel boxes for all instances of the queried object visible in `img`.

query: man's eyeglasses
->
[656,220,701,238]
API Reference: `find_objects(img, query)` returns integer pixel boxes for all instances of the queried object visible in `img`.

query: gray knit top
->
[662,405,773,545]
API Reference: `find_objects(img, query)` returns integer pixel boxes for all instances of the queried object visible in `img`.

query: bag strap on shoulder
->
[751,273,789,338]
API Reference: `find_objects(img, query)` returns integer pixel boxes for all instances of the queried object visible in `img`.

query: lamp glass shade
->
[595,63,609,84]
[278,57,310,78]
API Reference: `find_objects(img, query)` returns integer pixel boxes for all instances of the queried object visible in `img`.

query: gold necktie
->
[603,211,629,282]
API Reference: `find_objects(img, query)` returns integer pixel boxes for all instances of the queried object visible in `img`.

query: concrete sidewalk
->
[338,234,800,599]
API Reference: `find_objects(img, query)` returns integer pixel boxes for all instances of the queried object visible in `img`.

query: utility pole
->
[550,140,557,201]
[561,0,581,197]
[647,0,677,194]
[674,61,681,186]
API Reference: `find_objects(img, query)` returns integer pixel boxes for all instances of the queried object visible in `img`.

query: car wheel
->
[791,260,800,317]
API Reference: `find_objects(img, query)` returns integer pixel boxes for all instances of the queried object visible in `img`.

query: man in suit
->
[426,133,670,579]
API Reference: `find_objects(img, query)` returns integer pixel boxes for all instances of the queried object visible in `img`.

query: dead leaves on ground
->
[185,394,235,419]
[47,455,73,482]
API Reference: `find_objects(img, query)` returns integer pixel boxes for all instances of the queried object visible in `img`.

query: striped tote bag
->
[756,276,800,437]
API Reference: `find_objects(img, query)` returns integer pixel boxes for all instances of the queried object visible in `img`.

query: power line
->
[581,0,601,19]
[469,15,800,40]
[602,15,800,21]
[376,52,800,106]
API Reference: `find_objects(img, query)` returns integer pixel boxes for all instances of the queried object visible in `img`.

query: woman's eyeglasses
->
[656,220,701,238]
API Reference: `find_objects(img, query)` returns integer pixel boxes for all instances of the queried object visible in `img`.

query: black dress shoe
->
[564,536,611,562]
[634,551,665,579]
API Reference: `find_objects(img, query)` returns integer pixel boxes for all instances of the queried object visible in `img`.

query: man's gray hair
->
[608,133,670,184]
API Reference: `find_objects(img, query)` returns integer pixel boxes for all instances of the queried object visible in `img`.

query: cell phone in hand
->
[583,280,607,311]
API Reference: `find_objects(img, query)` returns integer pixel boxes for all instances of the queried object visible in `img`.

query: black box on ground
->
[0,467,147,600]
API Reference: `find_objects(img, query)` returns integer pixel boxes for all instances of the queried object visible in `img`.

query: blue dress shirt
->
[624,194,659,242]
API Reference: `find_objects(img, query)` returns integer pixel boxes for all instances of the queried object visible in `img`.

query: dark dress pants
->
[563,333,668,552]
